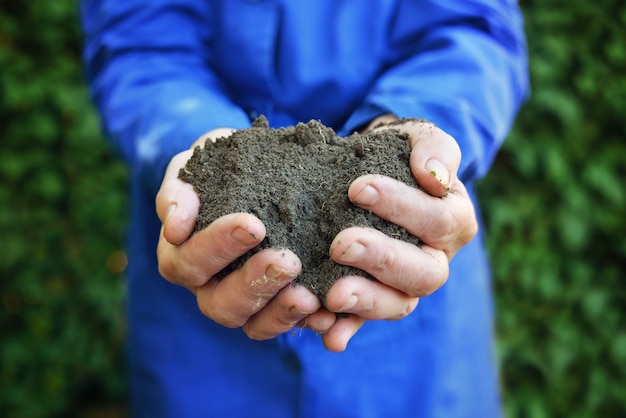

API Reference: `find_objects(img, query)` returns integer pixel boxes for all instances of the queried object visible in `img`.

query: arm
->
[81,0,251,194]
[82,1,325,342]
[343,0,529,182]
[319,1,529,350]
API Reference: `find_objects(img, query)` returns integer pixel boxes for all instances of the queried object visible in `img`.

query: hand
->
[318,115,479,351]
[155,128,332,340]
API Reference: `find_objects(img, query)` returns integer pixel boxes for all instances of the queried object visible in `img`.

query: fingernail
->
[231,227,259,246]
[338,241,366,262]
[165,204,177,222]
[337,294,358,312]
[289,305,314,316]
[265,264,297,280]
[425,159,450,187]
[352,184,379,206]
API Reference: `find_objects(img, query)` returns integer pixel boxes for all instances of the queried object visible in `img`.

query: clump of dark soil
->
[179,116,420,303]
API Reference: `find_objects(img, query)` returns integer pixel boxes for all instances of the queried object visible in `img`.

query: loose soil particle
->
[179,116,421,303]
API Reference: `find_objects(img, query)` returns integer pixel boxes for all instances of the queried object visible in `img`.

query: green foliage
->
[0,1,127,417]
[1,0,624,417]
[477,0,626,416]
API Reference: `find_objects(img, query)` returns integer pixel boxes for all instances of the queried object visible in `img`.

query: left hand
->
[311,115,479,351]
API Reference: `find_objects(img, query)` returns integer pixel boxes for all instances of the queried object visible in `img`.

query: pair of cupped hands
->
[155,115,478,352]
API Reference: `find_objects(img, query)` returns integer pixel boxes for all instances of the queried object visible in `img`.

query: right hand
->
[155,128,335,340]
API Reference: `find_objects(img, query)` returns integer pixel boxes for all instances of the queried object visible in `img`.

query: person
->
[81,1,528,417]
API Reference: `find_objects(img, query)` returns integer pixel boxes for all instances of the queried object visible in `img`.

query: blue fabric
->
[81,1,529,417]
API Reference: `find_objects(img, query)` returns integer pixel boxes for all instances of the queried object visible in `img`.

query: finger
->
[348,174,478,258]
[297,308,337,334]
[155,127,236,245]
[397,120,461,197]
[241,285,321,340]
[321,314,365,352]
[195,249,302,328]
[157,213,266,288]
[325,276,419,320]
[156,150,200,245]
[329,227,449,297]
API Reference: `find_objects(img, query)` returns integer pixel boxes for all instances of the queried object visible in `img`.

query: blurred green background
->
[1,1,624,417]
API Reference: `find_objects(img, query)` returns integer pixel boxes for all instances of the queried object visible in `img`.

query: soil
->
[179,116,420,303]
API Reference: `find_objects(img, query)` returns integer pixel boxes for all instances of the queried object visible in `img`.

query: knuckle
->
[358,297,379,318]
[389,298,418,321]
[453,207,479,250]
[435,208,457,240]
[372,247,397,275]
[465,214,479,243]
[196,298,216,321]
[156,255,182,286]
[157,262,174,283]
[217,313,244,329]
[159,262,205,288]
[407,261,448,297]
[405,281,423,298]
[419,205,455,245]
[427,200,477,251]
[429,261,449,294]
[196,299,214,321]
[274,315,300,332]
[198,299,242,328]
[242,325,267,341]
[243,313,297,341]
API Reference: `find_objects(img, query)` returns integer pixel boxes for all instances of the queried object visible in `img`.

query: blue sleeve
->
[81,0,251,194]
[342,0,529,182]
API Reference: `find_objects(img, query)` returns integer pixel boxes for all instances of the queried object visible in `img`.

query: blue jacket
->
[81,1,528,417]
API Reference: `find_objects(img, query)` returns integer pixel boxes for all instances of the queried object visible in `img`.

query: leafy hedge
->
[0,1,624,417]
[477,1,626,416]
[0,2,128,417]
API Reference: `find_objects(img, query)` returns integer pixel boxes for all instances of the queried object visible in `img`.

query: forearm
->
[343,0,529,182]
[81,0,250,193]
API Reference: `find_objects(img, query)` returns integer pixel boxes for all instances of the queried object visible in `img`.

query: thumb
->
[156,150,200,245]
[156,127,237,245]
[398,120,461,198]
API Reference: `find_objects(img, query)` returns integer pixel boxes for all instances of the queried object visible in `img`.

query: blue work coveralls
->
[81,1,529,417]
